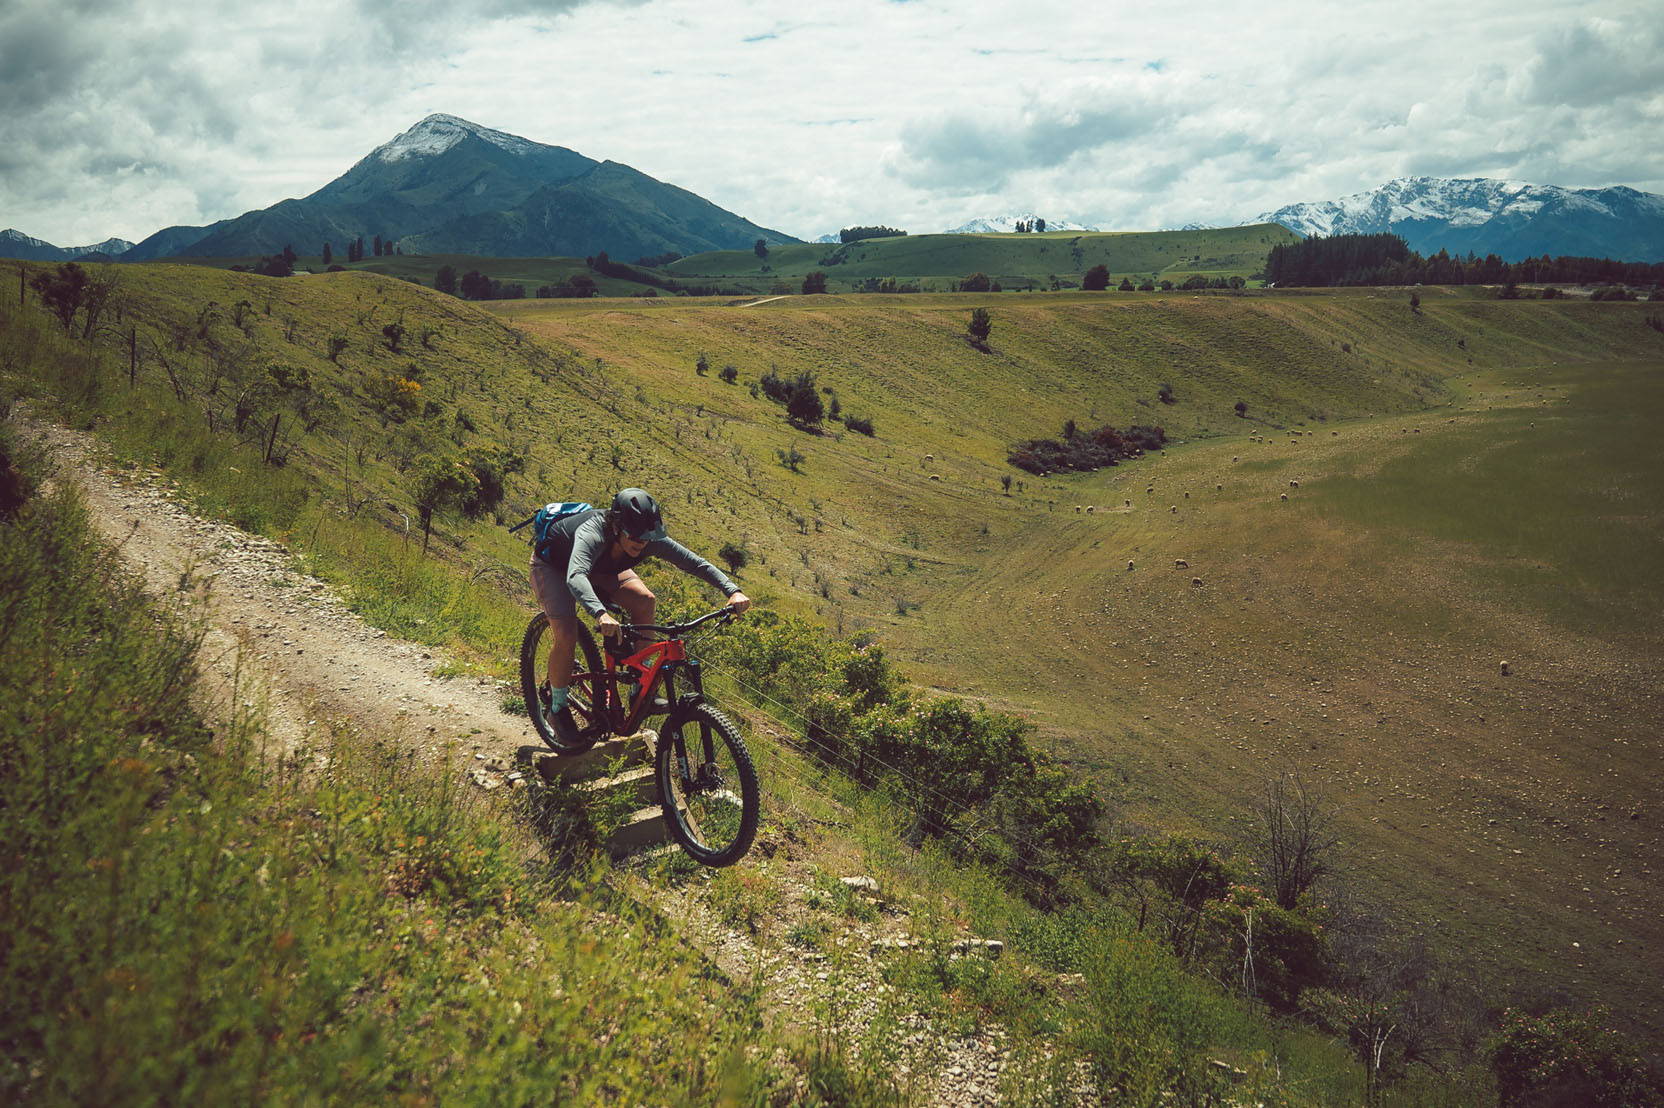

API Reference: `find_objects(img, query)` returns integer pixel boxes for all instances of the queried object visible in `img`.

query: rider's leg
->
[543,614,578,704]
[530,556,581,710]
[611,570,656,627]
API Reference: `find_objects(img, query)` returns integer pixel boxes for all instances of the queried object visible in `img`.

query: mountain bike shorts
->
[530,556,641,630]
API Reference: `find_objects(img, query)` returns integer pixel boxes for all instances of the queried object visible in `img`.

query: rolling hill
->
[9,259,1662,1061]
[666,224,1299,292]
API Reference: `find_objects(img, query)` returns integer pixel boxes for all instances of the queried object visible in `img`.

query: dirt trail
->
[33,416,536,769]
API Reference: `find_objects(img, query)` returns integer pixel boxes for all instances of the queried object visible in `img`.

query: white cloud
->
[0,0,1659,247]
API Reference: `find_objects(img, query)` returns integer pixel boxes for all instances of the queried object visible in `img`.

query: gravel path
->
[33,416,536,769]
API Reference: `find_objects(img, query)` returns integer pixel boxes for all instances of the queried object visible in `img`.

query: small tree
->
[967,307,991,345]
[718,542,749,573]
[787,381,825,428]
[1235,400,1248,418]
[1082,264,1109,291]
[327,335,348,362]
[753,239,768,259]
[411,456,478,554]
[719,364,738,384]
[1119,276,1136,291]
[801,271,827,295]
[322,242,333,266]
[1256,774,1336,909]
[959,272,991,293]
[696,352,710,376]
[435,265,457,295]
[776,444,805,472]
[29,262,89,332]
[382,321,406,353]
[1157,382,1175,404]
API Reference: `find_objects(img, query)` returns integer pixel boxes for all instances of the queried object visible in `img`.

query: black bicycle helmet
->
[610,487,666,540]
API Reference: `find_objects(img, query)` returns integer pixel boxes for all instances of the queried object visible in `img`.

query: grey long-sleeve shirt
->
[548,509,739,618]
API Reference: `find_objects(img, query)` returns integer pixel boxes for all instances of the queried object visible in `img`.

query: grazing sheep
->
[1289,480,1300,488]
[1146,486,1154,494]
[1124,499,1131,507]
[1233,456,1239,462]
[1074,505,1082,513]
[1191,577,1203,587]
[1215,484,1223,491]
[924,454,934,462]
[1175,559,1189,568]
[1086,505,1095,513]
[1501,661,1512,676]
[1127,560,1135,571]
[1170,505,1178,513]
[1280,493,1289,501]
[1184,491,1190,499]
[929,474,941,481]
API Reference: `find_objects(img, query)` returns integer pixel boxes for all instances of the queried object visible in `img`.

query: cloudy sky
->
[3,0,1661,246]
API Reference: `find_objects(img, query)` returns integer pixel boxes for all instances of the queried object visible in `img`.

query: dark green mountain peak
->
[123,115,796,261]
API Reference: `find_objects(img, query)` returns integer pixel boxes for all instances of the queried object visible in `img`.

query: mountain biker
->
[529,487,750,745]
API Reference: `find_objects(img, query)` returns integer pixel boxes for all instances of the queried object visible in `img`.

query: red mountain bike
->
[519,607,759,866]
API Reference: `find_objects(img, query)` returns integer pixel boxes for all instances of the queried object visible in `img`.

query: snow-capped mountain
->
[124,114,797,261]
[369,113,540,163]
[1,229,134,262]
[1255,177,1664,262]
[944,214,1099,234]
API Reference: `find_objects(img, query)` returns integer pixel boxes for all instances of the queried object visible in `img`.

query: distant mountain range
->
[117,114,796,262]
[0,229,135,262]
[1255,177,1664,262]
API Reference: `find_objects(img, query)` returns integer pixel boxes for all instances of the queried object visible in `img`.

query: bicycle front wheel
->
[655,702,759,867]
[519,613,602,754]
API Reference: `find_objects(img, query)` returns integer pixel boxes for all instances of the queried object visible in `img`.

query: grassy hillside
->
[164,251,671,296]
[666,224,1300,291]
[8,258,1663,1095]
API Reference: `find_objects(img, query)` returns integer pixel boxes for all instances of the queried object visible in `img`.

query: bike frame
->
[601,635,690,736]
[575,608,728,737]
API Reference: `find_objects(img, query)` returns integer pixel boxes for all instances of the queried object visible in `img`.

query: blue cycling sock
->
[548,685,569,710]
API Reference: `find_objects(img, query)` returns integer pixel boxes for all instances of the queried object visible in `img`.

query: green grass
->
[167,251,674,297]
[0,462,810,1104]
[7,258,1660,1092]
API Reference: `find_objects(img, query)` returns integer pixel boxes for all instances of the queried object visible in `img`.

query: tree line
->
[1265,233,1664,288]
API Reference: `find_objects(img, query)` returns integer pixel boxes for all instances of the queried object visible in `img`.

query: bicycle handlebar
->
[618,606,737,638]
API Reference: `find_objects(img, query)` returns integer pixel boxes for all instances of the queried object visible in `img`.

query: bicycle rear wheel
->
[519,613,602,753]
[655,702,759,867]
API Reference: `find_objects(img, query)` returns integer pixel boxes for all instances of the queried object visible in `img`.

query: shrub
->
[959,272,992,293]
[844,414,875,436]
[801,271,827,295]
[1082,265,1110,291]
[1008,422,1166,474]
[717,542,748,573]
[967,307,991,344]
[1490,1007,1664,1107]
[1234,400,1248,417]
[719,364,738,384]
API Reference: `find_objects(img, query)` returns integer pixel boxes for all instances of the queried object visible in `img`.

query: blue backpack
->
[509,501,593,562]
